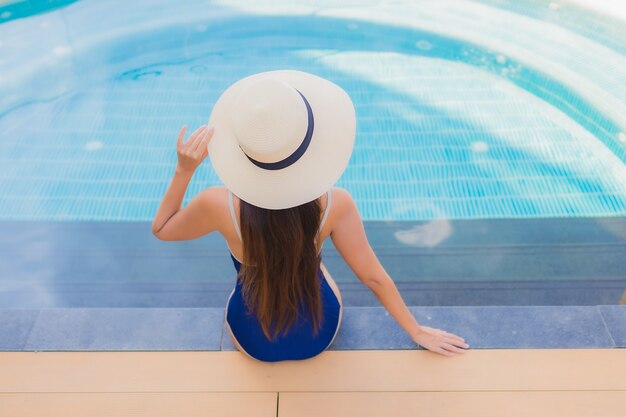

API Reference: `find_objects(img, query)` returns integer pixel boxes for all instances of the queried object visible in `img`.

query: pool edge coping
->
[1,305,624,351]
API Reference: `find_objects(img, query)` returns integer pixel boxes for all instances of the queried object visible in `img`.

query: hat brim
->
[207,70,356,209]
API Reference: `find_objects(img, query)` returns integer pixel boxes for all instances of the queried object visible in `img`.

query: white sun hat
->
[207,69,356,209]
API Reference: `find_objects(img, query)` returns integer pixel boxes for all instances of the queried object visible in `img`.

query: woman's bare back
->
[223,188,331,260]
[221,186,342,304]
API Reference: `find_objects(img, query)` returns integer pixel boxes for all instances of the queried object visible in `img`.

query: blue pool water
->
[1,0,626,221]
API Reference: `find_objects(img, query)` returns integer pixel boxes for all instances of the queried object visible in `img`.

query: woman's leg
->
[225,320,265,363]
[225,287,264,363]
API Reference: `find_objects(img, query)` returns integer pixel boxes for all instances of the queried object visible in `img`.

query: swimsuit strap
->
[228,189,242,241]
[315,189,332,253]
[319,189,332,232]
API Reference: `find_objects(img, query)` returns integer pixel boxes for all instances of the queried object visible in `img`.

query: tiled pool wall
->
[2,217,625,309]
[1,216,625,352]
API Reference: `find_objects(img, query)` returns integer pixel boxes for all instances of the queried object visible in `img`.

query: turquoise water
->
[1,0,625,221]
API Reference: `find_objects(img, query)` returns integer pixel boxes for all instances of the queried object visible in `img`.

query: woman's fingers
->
[186,125,215,153]
[198,126,215,155]
[177,124,204,149]
[437,329,465,343]
[176,125,188,149]
[443,335,468,349]
[188,125,207,150]
[179,125,205,148]
[436,347,454,357]
[441,342,467,354]
[429,333,470,356]
[193,125,214,153]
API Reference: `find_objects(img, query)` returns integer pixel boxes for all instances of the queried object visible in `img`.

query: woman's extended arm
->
[330,188,469,357]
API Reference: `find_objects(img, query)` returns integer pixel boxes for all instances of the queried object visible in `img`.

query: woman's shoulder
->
[325,186,356,231]
[199,186,231,210]
[330,186,351,199]
[329,186,353,212]
[201,185,232,216]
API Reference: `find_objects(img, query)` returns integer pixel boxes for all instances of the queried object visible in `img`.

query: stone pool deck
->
[1,306,625,417]
[1,305,624,351]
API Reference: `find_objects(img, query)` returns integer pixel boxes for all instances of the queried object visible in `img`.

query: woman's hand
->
[413,325,470,357]
[176,124,215,174]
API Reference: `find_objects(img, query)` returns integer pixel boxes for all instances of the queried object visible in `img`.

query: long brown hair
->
[237,196,324,341]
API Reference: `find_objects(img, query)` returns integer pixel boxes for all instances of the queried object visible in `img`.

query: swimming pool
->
[1,0,625,221]
[1,0,626,309]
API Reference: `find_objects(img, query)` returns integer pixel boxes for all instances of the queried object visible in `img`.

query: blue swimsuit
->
[225,189,342,362]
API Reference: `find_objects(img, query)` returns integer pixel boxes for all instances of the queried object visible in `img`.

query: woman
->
[152,70,469,362]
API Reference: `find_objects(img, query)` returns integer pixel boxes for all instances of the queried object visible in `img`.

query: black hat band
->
[239,88,314,171]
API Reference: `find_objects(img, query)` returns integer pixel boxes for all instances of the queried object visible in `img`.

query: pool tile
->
[598,305,626,347]
[8,306,621,352]
[409,306,615,348]
[23,308,224,351]
[221,321,236,351]
[329,307,417,350]
[0,309,40,350]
